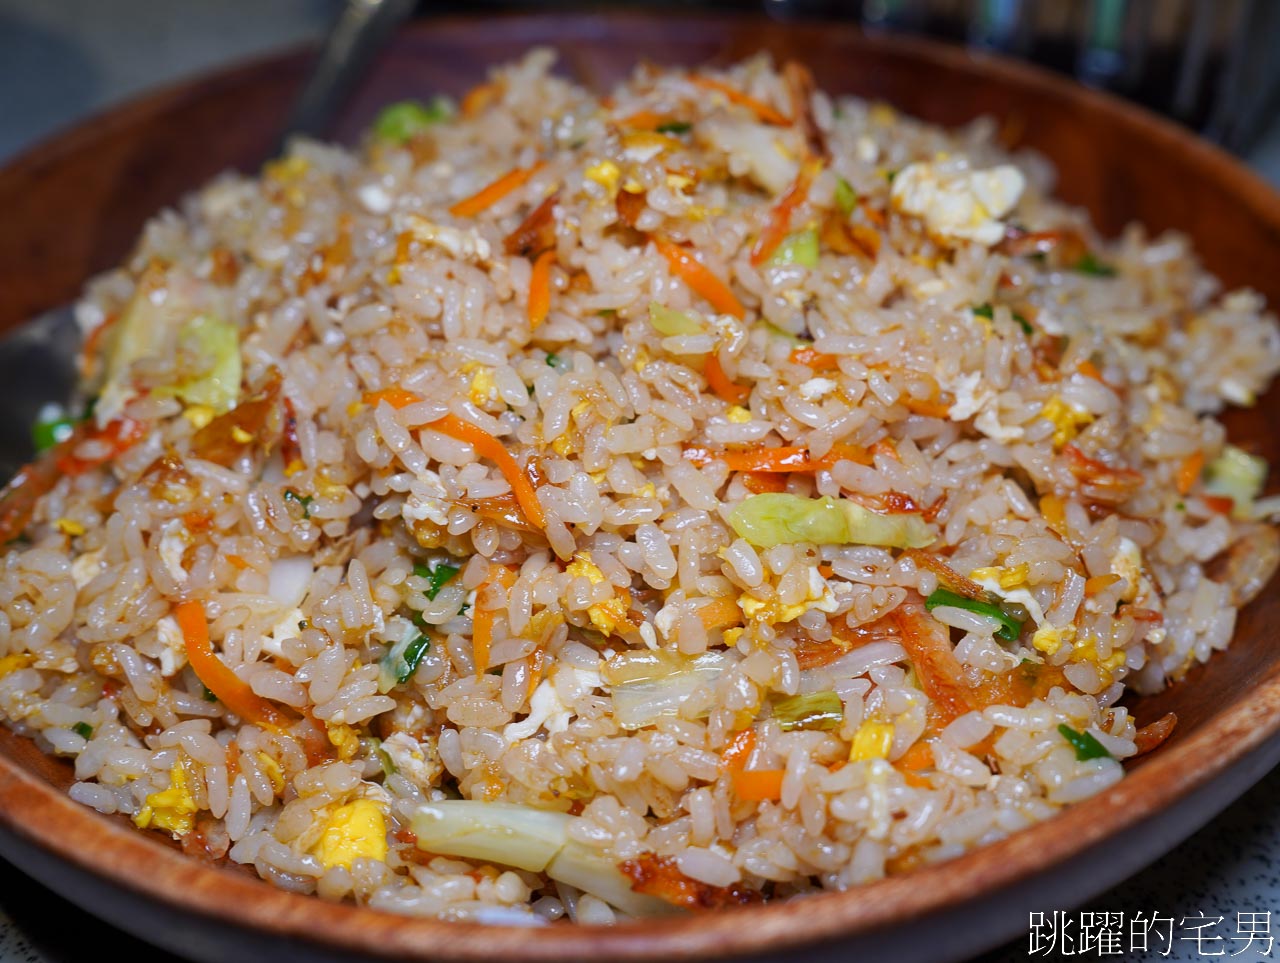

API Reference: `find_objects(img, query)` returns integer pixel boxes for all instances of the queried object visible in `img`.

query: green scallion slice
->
[1057,724,1111,761]
[924,588,1024,642]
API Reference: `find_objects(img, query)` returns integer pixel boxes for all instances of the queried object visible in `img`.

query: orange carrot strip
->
[895,740,934,771]
[692,76,790,125]
[361,390,545,530]
[741,471,788,494]
[1076,359,1105,382]
[1202,494,1235,515]
[698,596,743,632]
[528,248,556,329]
[703,353,751,405]
[461,81,500,117]
[789,345,840,370]
[750,161,819,266]
[472,564,517,679]
[449,161,546,218]
[1176,451,1204,496]
[362,387,424,410]
[719,729,756,773]
[617,109,677,131]
[901,396,952,419]
[175,600,293,733]
[732,769,785,801]
[684,443,869,473]
[652,238,746,319]
[1084,574,1122,597]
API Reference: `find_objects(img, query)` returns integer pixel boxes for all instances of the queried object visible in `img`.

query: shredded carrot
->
[652,237,746,319]
[860,202,888,230]
[472,564,516,679]
[431,416,546,530]
[741,471,788,494]
[895,740,934,771]
[901,396,952,419]
[749,160,821,266]
[732,769,785,801]
[1084,574,1122,597]
[183,511,212,532]
[698,596,743,632]
[362,387,424,411]
[871,438,900,462]
[225,554,248,569]
[703,353,751,405]
[1076,359,1105,382]
[684,443,869,473]
[691,75,790,125]
[461,81,500,117]
[1202,494,1235,515]
[789,345,841,370]
[55,418,145,477]
[617,109,683,131]
[1176,451,1204,496]
[901,772,932,789]
[174,600,293,733]
[719,729,756,773]
[361,390,546,530]
[449,161,546,218]
[528,248,556,329]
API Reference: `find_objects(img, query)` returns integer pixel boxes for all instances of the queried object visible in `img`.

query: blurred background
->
[1,0,1279,182]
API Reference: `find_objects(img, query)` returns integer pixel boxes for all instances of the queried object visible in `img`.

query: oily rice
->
[1,49,1278,922]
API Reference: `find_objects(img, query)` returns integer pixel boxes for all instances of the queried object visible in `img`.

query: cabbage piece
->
[602,650,731,730]
[728,493,936,549]
[94,266,186,423]
[410,801,677,917]
[648,302,706,337]
[768,229,819,267]
[372,98,452,144]
[773,691,843,731]
[1204,444,1267,517]
[157,314,242,412]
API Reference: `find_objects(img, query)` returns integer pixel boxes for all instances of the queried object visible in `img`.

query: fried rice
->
[1,50,1279,924]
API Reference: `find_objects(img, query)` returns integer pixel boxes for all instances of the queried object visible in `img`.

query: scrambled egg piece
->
[724,405,753,424]
[0,654,33,679]
[849,720,894,762]
[257,752,286,795]
[566,552,632,636]
[1072,637,1126,674]
[1032,622,1075,657]
[70,548,105,589]
[182,403,216,430]
[327,722,361,762]
[461,362,499,407]
[584,159,621,197]
[54,518,85,537]
[1109,537,1144,604]
[401,213,492,263]
[314,799,388,871]
[133,763,199,836]
[379,731,444,792]
[1040,396,1094,449]
[740,567,838,625]
[891,161,1025,245]
[156,520,192,581]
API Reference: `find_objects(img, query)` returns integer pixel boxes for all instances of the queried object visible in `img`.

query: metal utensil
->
[0,0,416,479]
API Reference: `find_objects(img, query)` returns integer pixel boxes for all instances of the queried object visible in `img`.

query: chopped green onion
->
[1057,724,1111,761]
[924,588,1024,642]
[656,121,692,135]
[648,302,706,337]
[72,722,94,739]
[972,303,1033,335]
[283,489,313,518]
[884,168,899,184]
[728,493,936,549]
[1073,253,1117,277]
[32,413,76,452]
[379,629,431,691]
[834,177,857,216]
[768,229,819,268]
[372,98,452,144]
[201,685,219,703]
[545,353,560,367]
[369,737,397,777]
[773,691,843,731]
[414,561,460,600]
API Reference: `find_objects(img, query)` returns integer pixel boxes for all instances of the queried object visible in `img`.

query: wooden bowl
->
[2,13,1279,963]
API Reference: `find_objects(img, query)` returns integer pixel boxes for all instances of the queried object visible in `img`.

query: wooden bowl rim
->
[2,11,1280,961]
